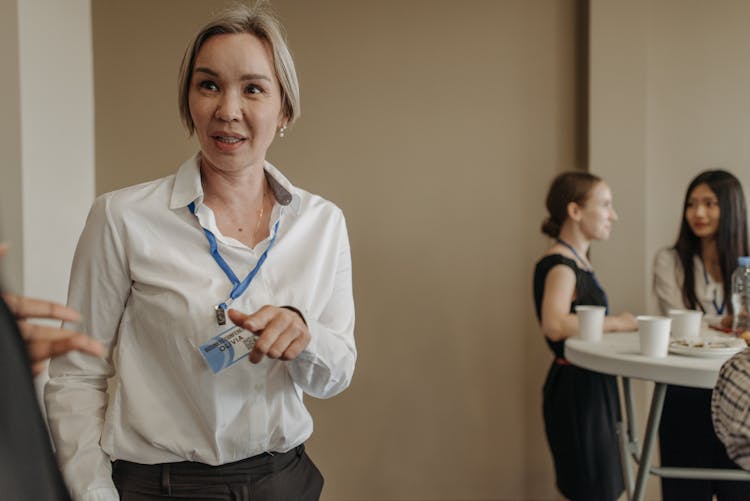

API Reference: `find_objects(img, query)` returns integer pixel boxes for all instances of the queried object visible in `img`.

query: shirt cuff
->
[82,486,119,501]
[282,305,318,360]
[281,305,307,325]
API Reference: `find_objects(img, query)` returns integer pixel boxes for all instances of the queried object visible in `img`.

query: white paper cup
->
[668,309,703,341]
[575,305,606,342]
[638,315,671,358]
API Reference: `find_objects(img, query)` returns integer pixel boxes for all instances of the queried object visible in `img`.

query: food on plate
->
[670,338,741,349]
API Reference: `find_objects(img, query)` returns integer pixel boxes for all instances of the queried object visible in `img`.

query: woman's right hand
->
[607,311,637,332]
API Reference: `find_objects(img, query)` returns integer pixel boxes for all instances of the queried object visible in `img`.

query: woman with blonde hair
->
[45,4,355,500]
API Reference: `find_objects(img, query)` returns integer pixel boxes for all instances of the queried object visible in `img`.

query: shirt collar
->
[170,153,301,214]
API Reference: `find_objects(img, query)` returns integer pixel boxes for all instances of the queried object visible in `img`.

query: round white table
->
[565,331,750,501]
[566,331,729,388]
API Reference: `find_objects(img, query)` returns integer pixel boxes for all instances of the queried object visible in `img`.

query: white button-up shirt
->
[45,155,356,501]
[653,247,724,322]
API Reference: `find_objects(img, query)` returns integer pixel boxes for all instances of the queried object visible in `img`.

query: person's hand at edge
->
[228,306,310,364]
[4,292,105,375]
[1,242,105,375]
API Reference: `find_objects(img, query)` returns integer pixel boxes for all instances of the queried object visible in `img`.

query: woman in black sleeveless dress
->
[533,172,637,501]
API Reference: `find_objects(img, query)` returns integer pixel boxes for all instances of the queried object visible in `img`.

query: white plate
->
[669,337,746,358]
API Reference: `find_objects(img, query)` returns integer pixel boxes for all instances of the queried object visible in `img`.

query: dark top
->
[0,296,71,500]
[533,254,608,358]
[533,253,623,501]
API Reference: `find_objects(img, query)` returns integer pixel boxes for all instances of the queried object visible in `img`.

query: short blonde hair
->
[177,2,301,134]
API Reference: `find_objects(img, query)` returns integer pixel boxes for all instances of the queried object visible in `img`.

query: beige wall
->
[0,0,23,291]
[0,0,95,301]
[591,0,750,318]
[17,0,95,304]
[92,1,582,499]
[645,0,750,287]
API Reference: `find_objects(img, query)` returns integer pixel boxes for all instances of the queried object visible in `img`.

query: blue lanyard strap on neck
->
[702,264,726,315]
[556,237,610,314]
[189,201,280,310]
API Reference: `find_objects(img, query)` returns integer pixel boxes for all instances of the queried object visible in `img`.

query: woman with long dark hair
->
[534,171,637,501]
[653,169,750,500]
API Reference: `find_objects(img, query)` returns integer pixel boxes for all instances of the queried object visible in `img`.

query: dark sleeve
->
[0,296,71,501]
[533,254,579,320]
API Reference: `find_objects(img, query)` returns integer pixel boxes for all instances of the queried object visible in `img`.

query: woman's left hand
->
[228,306,310,364]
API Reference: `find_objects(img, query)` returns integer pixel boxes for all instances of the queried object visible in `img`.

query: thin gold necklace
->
[254,189,265,235]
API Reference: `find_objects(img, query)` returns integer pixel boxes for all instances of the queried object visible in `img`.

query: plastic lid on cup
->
[739,256,750,266]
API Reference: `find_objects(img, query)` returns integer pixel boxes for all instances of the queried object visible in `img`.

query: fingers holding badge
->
[228,306,310,364]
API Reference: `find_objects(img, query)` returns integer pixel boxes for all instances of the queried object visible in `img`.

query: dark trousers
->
[659,385,750,501]
[112,444,323,501]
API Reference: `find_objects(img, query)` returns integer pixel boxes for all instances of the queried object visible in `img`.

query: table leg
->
[632,382,667,501]
[617,421,634,499]
[618,377,636,498]
[623,377,638,446]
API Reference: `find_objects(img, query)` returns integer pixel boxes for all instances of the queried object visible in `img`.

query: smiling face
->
[577,181,618,241]
[685,182,720,240]
[188,33,285,174]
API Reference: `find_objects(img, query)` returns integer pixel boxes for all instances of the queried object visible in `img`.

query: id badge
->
[199,325,257,374]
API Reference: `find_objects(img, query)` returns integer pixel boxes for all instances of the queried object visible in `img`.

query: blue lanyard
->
[188,201,280,324]
[556,238,610,314]
[702,264,726,315]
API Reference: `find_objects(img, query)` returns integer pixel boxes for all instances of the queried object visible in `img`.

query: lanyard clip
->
[214,305,227,326]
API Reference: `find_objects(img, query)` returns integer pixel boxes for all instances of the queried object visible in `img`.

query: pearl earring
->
[279,125,287,138]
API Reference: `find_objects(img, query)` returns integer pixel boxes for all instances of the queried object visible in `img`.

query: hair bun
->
[541,218,561,238]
